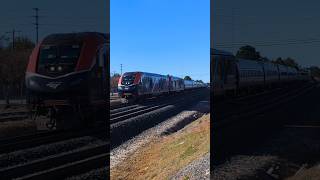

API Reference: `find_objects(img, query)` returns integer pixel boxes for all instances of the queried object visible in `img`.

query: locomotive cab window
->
[121,73,136,85]
[37,44,82,76]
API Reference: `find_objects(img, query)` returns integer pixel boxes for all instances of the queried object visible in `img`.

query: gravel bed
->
[66,167,107,180]
[212,125,320,179]
[171,153,210,180]
[110,100,209,169]
[212,155,277,180]
[0,136,105,169]
[110,91,208,148]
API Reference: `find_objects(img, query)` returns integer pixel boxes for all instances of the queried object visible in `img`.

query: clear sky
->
[0,0,108,44]
[111,0,210,83]
[212,0,320,68]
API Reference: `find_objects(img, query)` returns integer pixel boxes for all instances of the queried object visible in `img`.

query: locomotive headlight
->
[29,79,36,86]
[57,66,62,71]
[50,66,55,71]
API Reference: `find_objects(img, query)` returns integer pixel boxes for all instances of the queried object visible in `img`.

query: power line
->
[33,8,39,43]
[215,38,320,48]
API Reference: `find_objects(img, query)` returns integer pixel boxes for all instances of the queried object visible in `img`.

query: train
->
[117,71,206,100]
[211,48,310,96]
[25,32,109,130]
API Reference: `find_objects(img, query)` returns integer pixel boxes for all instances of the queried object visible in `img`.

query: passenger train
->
[211,48,310,96]
[118,71,206,99]
[26,32,109,130]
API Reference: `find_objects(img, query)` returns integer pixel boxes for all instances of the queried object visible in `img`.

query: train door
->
[224,56,237,91]
[92,44,108,101]
[212,55,225,95]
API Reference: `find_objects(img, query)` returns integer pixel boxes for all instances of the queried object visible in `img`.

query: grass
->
[110,113,210,180]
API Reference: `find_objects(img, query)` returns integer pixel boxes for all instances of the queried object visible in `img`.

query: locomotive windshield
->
[39,44,81,63]
[121,73,136,85]
[37,44,82,76]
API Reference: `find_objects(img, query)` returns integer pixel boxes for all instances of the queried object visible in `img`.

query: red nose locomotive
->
[26,32,109,130]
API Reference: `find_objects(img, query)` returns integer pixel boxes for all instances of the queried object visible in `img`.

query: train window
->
[122,73,136,85]
[217,59,223,80]
[39,45,58,63]
[211,55,217,81]
[59,45,81,61]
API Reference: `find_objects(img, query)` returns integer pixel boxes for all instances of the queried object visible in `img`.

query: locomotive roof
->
[123,71,168,77]
[123,72,185,80]
[211,48,234,56]
[42,32,109,44]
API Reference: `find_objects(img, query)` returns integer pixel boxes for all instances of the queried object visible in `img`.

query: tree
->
[7,37,35,51]
[184,76,192,80]
[309,66,320,78]
[283,57,299,69]
[272,57,300,70]
[0,36,34,107]
[272,57,284,65]
[110,73,121,93]
[236,45,261,60]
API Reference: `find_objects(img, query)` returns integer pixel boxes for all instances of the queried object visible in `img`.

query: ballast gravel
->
[171,153,210,180]
[66,167,107,180]
[110,100,209,169]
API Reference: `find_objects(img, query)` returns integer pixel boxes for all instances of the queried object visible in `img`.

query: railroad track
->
[0,124,107,179]
[214,82,315,129]
[110,90,205,125]
[0,143,109,179]
[212,82,317,165]
[110,89,209,148]
[0,111,28,122]
[0,89,207,179]
[0,125,106,154]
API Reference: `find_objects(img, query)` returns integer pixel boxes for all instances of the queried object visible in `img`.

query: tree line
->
[0,37,35,106]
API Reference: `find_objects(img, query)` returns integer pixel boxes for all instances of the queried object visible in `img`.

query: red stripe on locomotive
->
[75,36,104,71]
[26,42,42,73]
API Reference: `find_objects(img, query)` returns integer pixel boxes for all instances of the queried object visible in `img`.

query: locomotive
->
[117,71,206,100]
[211,48,310,96]
[25,32,109,130]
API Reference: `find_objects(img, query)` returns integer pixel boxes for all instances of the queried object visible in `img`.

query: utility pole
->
[231,8,235,53]
[33,8,39,43]
[6,29,21,51]
[120,64,123,75]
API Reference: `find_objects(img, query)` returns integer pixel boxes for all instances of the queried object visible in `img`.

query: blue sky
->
[0,0,108,43]
[111,0,210,82]
[213,0,320,67]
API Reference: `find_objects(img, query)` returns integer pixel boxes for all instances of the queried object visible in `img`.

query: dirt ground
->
[111,114,210,180]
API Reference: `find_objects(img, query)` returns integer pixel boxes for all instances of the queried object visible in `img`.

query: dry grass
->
[111,114,210,180]
[286,165,320,180]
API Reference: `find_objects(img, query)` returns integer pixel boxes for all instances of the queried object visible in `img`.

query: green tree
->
[7,37,35,50]
[236,45,261,60]
[309,66,320,78]
[110,73,121,93]
[0,36,34,107]
[184,76,192,80]
[283,57,299,69]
